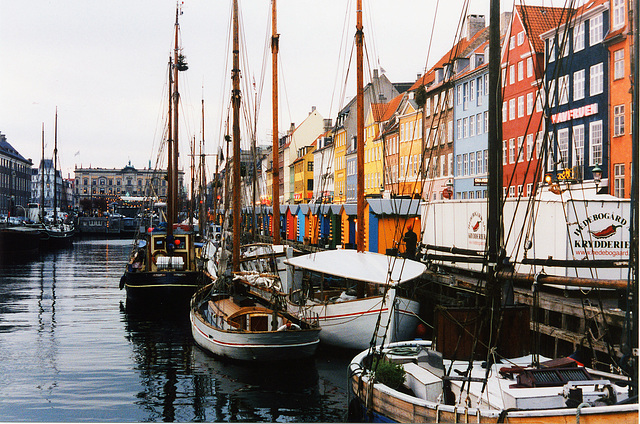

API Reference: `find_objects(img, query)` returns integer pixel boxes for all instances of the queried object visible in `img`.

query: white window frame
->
[527,92,534,115]
[574,21,585,52]
[613,0,625,29]
[589,121,603,166]
[573,125,584,167]
[590,14,603,45]
[614,49,624,80]
[614,104,625,136]
[557,128,569,167]
[573,69,585,100]
[526,57,534,78]
[590,63,604,95]
[558,75,569,105]
[518,95,525,118]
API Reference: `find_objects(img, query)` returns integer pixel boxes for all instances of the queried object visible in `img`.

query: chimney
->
[466,14,485,40]
[309,106,316,115]
[289,123,295,133]
[373,69,379,80]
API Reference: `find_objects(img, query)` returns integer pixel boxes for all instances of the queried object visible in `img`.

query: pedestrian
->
[403,226,417,259]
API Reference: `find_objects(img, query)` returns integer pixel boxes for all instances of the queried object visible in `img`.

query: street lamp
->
[592,164,602,193]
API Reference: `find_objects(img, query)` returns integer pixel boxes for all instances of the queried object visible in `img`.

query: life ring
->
[152,250,167,264]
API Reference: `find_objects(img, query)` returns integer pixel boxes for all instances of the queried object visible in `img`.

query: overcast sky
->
[0,0,528,179]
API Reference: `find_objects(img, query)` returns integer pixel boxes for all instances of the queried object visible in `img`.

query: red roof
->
[515,5,573,52]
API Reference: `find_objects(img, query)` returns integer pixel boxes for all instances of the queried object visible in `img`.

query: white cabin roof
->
[285,250,426,285]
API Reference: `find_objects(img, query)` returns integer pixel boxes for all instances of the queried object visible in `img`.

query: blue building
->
[540,0,609,190]
[453,42,490,200]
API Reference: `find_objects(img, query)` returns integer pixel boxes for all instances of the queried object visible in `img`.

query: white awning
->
[284,250,426,285]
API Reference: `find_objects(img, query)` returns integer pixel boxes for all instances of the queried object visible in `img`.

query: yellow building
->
[333,126,347,204]
[396,97,424,198]
[293,143,316,203]
[363,104,386,196]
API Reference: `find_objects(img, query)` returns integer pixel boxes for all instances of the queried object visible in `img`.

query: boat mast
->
[190,135,195,226]
[40,123,45,224]
[167,56,174,237]
[356,0,365,252]
[199,98,207,235]
[271,0,281,245]
[232,0,241,271]
[53,107,58,226]
[252,83,257,242]
[171,5,181,232]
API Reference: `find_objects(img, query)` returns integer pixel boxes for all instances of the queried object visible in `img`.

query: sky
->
[0,0,526,179]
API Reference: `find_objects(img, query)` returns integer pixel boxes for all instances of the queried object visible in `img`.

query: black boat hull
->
[123,270,205,307]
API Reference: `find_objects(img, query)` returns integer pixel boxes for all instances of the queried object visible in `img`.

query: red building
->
[604,0,632,198]
[500,5,566,198]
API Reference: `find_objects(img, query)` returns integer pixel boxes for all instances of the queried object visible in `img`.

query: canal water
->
[0,239,350,422]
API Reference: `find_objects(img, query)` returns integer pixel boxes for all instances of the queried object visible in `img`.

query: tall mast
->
[252,82,257,241]
[53,107,58,225]
[40,123,45,224]
[199,98,207,235]
[167,56,174,238]
[271,0,281,245]
[487,0,503,268]
[356,0,365,252]
[190,135,195,226]
[232,0,241,271]
[171,5,181,230]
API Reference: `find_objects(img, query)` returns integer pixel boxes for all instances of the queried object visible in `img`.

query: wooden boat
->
[190,279,320,362]
[348,339,638,423]
[190,0,321,362]
[120,5,204,306]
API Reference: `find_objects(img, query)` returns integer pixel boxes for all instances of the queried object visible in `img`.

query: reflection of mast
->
[232,0,241,271]
[355,0,364,252]
[40,123,45,223]
[53,108,58,225]
[271,0,280,245]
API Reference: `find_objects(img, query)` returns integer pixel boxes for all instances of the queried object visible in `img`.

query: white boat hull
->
[294,291,420,350]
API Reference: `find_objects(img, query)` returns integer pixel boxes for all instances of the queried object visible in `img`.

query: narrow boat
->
[120,5,204,306]
[190,0,321,362]
[348,340,638,423]
[190,278,320,362]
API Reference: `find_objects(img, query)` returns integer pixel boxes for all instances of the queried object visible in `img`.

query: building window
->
[517,136,524,162]
[509,64,515,85]
[589,14,603,45]
[503,141,508,165]
[509,98,516,120]
[518,95,525,117]
[469,152,476,175]
[589,121,603,166]
[470,79,476,102]
[526,134,534,161]
[573,125,585,166]
[510,35,516,50]
[526,57,533,78]
[557,128,569,167]
[527,183,533,196]
[573,69,585,100]
[463,154,468,176]
[456,155,462,176]
[307,161,313,171]
[614,49,624,80]
[448,120,453,143]
[470,117,476,137]
[476,150,483,174]
[502,102,508,122]
[476,114,482,136]
[558,75,569,105]
[536,89,544,112]
[548,38,555,62]
[526,92,534,115]
[484,111,488,133]
[574,21,585,52]
[509,186,515,197]
[614,164,625,197]
[548,79,556,107]
[517,31,524,45]
[518,61,524,81]
[614,105,625,136]
[509,138,515,164]
[613,0,625,29]
[590,63,603,95]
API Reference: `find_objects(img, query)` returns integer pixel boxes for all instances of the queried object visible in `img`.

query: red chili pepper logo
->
[472,221,480,232]
[590,224,621,239]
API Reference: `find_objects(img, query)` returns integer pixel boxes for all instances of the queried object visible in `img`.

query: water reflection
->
[120,301,345,422]
[0,239,347,422]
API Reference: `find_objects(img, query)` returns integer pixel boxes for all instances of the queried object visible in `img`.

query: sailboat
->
[38,111,74,248]
[120,5,204,306]
[347,0,638,421]
[189,0,321,362]
[253,1,425,352]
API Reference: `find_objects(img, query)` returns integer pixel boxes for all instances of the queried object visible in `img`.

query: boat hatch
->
[516,367,593,388]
